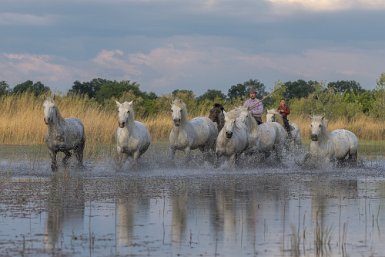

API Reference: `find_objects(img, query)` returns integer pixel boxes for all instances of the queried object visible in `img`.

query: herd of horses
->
[43,97,359,171]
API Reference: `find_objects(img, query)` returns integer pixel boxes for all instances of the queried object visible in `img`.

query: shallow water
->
[0,144,385,257]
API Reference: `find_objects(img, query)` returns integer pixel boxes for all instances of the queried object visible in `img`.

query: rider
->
[243,88,263,125]
[277,98,292,138]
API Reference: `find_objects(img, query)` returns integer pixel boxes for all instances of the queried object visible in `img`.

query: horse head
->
[266,109,279,122]
[171,98,187,127]
[208,103,225,127]
[116,100,135,128]
[310,115,327,141]
[223,110,240,139]
[43,98,57,125]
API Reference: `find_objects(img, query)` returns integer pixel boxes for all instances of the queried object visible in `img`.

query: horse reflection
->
[44,174,85,251]
[171,190,188,243]
[116,197,137,245]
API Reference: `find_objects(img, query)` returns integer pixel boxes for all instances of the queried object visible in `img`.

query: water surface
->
[0,144,385,257]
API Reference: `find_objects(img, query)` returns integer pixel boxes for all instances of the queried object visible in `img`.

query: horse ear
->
[115,100,121,107]
[128,100,133,106]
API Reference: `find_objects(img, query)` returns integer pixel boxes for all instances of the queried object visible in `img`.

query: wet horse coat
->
[115,100,151,167]
[238,107,287,159]
[266,109,302,146]
[307,115,358,164]
[215,108,249,167]
[43,98,85,171]
[169,98,218,161]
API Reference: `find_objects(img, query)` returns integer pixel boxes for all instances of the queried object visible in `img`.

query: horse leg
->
[49,149,58,171]
[184,147,192,163]
[62,150,72,167]
[131,151,140,170]
[169,147,176,160]
[348,151,358,166]
[229,154,237,168]
[214,152,222,168]
[117,151,130,170]
[75,138,85,167]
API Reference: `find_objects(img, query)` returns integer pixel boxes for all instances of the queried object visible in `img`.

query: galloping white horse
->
[215,108,249,167]
[305,115,358,165]
[266,109,302,146]
[116,100,151,168]
[238,107,287,159]
[43,97,85,171]
[169,98,218,161]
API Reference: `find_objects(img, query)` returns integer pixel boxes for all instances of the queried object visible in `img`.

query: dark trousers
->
[282,116,291,133]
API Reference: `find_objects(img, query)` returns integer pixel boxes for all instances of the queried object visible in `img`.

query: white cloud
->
[268,0,385,12]
[0,53,75,88]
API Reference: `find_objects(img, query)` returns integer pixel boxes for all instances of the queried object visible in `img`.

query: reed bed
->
[1,94,384,149]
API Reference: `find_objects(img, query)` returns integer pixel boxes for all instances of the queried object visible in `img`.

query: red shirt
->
[277,103,290,116]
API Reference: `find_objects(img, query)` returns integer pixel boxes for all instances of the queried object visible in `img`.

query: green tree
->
[68,78,107,98]
[227,83,246,101]
[283,80,317,100]
[12,80,50,96]
[0,81,10,96]
[327,80,364,94]
[197,89,226,102]
[227,79,267,101]
[370,73,385,119]
[95,80,142,104]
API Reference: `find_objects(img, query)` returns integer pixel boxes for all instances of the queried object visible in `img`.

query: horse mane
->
[243,107,258,133]
[226,109,239,121]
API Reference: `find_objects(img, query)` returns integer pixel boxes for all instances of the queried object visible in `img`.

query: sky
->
[1,0,385,96]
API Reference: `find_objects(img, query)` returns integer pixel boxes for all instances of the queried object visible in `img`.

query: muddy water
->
[0,144,385,257]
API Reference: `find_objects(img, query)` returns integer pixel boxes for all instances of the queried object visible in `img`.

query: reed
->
[1,94,385,149]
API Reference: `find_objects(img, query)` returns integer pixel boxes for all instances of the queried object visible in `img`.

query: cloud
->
[0,53,75,88]
[0,12,54,26]
[268,0,385,12]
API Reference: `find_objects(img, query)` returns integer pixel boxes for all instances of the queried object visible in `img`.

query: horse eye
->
[127,111,130,114]
[319,125,321,128]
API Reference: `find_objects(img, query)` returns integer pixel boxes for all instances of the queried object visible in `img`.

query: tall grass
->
[1,94,384,148]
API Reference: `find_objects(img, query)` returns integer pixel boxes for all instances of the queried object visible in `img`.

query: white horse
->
[43,97,85,171]
[116,100,151,168]
[304,115,358,165]
[238,107,287,160]
[169,98,218,161]
[266,109,302,146]
[215,108,249,167]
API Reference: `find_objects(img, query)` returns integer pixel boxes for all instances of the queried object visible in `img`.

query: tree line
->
[1,73,384,120]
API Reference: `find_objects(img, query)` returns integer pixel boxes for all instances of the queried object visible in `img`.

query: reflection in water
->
[44,172,85,251]
[1,169,385,257]
[171,188,187,243]
[116,197,136,246]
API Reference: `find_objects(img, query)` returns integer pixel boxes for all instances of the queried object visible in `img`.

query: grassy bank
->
[1,94,384,149]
